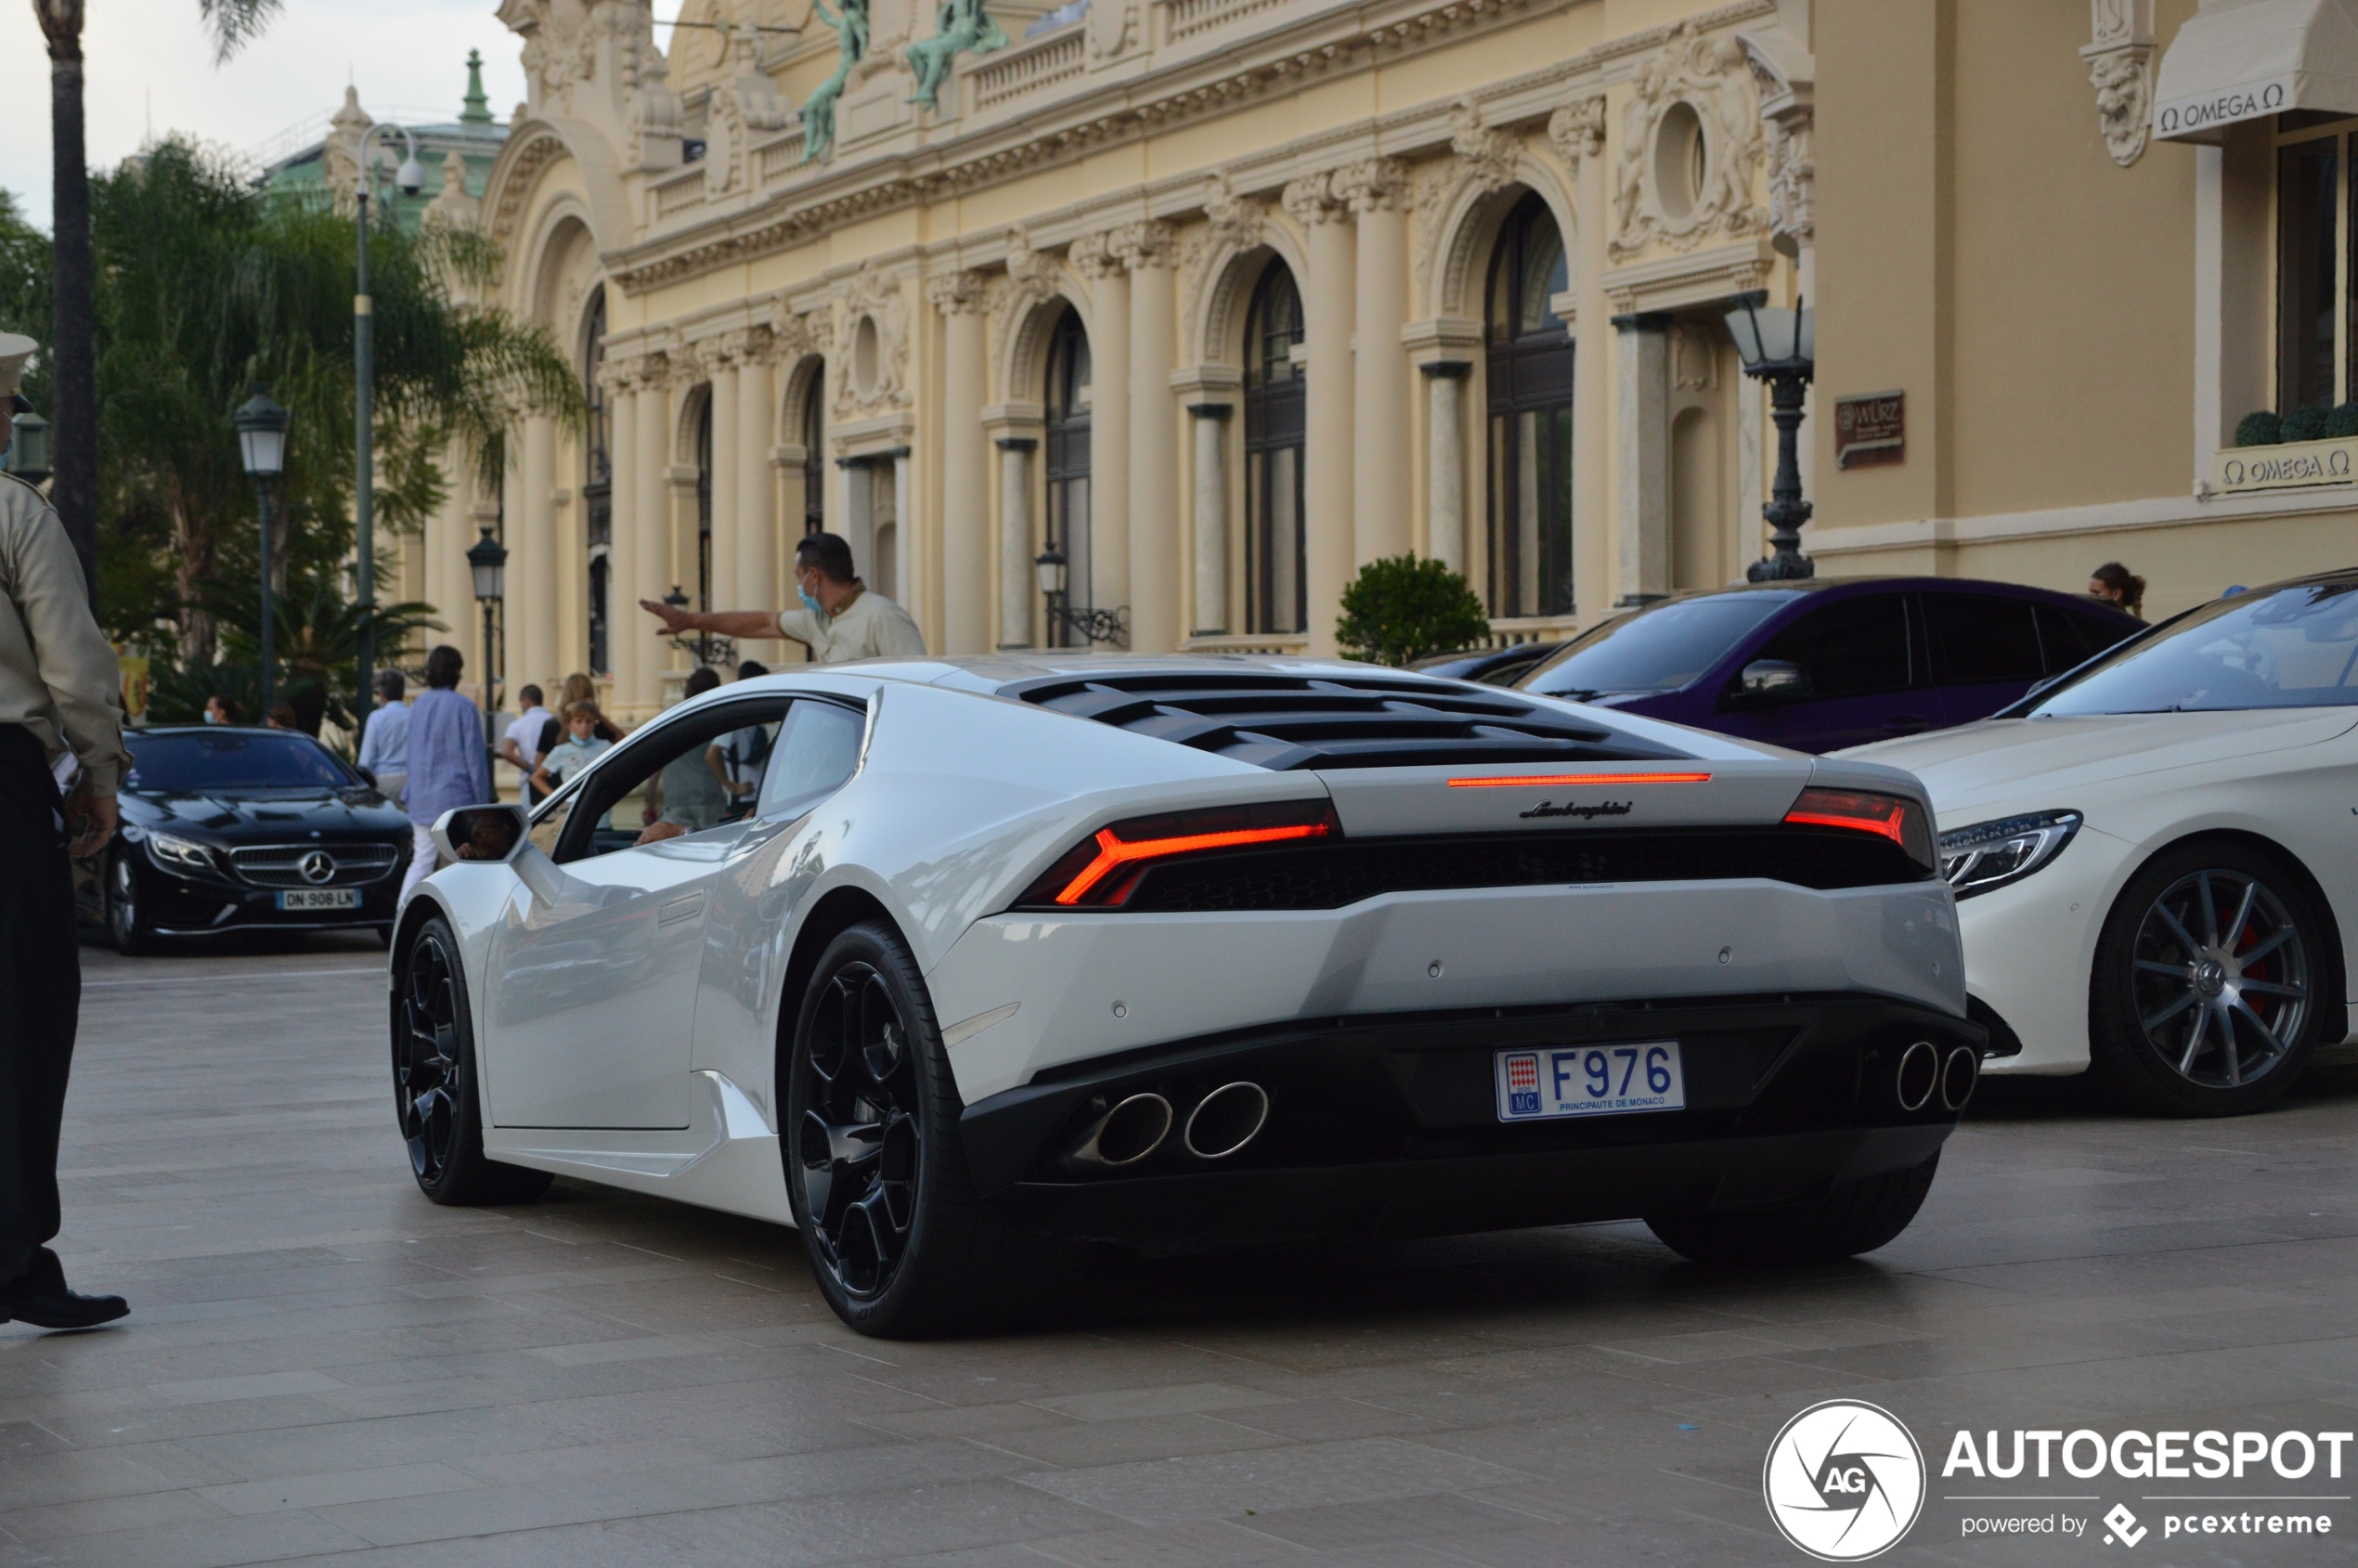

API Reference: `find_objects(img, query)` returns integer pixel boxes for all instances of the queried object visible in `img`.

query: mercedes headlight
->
[1937,810,2081,900]
[145,832,216,873]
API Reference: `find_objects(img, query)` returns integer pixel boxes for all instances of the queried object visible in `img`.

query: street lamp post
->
[354,122,427,732]
[467,525,508,760]
[1033,543,1126,645]
[1723,291,1817,582]
[1033,545,1067,649]
[3,408,52,486]
[235,386,291,716]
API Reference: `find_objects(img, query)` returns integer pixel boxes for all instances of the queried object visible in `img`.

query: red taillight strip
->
[1784,798,1908,845]
[1447,771,1713,789]
[1054,822,1332,905]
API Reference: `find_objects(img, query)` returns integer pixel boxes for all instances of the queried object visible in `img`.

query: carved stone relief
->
[1108,218,1178,271]
[927,268,991,316]
[833,263,912,416]
[1088,0,1141,59]
[1668,318,1715,391]
[1281,171,1346,227]
[1547,95,1605,168]
[1448,97,1518,196]
[1330,157,1410,215]
[706,23,793,196]
[2081,0,2156,168]
[1609,20,1769,261]
[1181,173,1270,347]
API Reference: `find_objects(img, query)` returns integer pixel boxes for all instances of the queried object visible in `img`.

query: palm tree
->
[31,0,283,608]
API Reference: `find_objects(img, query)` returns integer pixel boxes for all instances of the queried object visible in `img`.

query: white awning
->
[2153,0,2358,141]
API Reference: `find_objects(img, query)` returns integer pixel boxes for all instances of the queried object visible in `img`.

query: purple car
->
[1511,577,2144,754]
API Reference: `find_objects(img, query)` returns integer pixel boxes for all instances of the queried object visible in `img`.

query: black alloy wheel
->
[108,848,155,956]
[393,916,552,1205]
[784,921,1037,1336]
[2092,841,2331,1117]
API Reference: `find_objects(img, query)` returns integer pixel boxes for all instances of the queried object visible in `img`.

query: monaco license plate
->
[277,888,360,912]
[1496,1042,1685,1121]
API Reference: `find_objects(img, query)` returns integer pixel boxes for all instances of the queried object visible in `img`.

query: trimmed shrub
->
[1335,554,1490,667]
[2234,409,2283,447]
[2282,404,2333,443]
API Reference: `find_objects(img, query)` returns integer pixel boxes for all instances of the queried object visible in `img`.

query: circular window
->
[851,315,880,400]
[1652,100,1707,223]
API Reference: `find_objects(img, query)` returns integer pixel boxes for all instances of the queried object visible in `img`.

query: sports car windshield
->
[124,732,356,792]
[1519,591,1798,698]
[2031,581,2358,715]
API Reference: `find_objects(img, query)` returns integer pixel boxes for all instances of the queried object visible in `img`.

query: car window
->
[1745,594,1914,701]
[2034,580,2358,715]
[554,698,792,862]
[757,701,867,822]
[1519,591,1798,697]
[2036,603,2134,672]
[123,732,356,791]
[1923,593,2042,686]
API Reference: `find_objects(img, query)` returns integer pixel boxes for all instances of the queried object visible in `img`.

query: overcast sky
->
[0,1,691,225]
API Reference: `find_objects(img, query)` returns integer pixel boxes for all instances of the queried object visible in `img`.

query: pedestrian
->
[266,703,298,730]
[718,658,772,803]
[529,699,614,798]
[498,682,551,805]
[640,530,926,664]
[356,668,409,808]
[202,693,239,725]
[637,667,731,844]
[399,644,494,905]
[2089,562,2145,620]
[0,330,132,1328]
[534,672,620,774]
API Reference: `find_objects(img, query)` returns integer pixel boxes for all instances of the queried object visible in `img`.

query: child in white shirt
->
[530,702,613,797]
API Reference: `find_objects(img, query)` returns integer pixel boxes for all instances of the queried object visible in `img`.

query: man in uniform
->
[639,530,926,664]
[0,332,130,1328]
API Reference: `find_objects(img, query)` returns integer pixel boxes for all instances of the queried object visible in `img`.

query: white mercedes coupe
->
[1848,572,2358,1119]
[393,655,1977,1334]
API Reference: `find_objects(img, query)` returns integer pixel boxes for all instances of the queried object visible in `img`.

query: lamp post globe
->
[234,385,291,715]
[4,409,51,486]
[1722,290,1817,582]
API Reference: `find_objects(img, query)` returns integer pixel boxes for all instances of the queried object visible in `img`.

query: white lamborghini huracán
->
[395,656,1977,1334]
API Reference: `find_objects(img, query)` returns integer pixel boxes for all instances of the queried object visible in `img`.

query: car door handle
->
[1881,715,1931,733]
[658,891,705,927]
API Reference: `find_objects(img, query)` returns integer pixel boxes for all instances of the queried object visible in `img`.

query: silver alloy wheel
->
[2129,868,2311,1090]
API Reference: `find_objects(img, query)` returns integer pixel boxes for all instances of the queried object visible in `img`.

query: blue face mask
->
[566,732,594,748]
[798,584,826,617]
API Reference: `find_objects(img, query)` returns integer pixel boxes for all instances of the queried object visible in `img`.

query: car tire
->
[107,849,158,956]
[784,920,1049,1337]
[1644,1152,1939,1267]
[393,915,553,1206]
[2089,839,2332,1118]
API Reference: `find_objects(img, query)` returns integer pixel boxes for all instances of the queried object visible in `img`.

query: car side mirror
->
[432,803,529,867]
[1734,659,1811,706]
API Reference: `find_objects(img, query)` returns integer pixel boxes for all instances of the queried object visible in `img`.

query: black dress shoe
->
[0,1257,127,1330]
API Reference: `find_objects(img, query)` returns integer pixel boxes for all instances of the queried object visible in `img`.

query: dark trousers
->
[0,724,77,1284]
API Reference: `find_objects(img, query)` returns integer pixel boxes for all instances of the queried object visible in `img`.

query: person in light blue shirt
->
[400,645,493,904]
[356,669,410,808]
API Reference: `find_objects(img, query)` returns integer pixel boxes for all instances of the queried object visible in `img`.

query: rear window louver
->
[999,671,1684,771]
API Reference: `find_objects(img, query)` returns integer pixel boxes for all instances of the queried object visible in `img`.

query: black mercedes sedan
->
[72,726,413,952]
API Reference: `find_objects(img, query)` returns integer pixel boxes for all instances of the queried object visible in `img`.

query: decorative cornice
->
[1108,218,1178,271]
[1281,171,1346,227]
[1331,156,1412,214]
[1547,95,1606,166]
[1069,230,1122,279]
[927,268,991,315]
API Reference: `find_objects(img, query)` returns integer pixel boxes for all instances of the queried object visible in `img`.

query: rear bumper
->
[960,991,1981,1251]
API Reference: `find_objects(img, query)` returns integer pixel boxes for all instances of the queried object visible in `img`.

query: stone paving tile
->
[18,937,2358,1564]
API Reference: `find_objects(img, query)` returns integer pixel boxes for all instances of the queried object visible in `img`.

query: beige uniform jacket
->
[0,473,128,797]
[774,584,928,663]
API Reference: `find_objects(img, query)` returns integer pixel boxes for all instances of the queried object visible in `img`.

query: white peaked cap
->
[0,333,36,399]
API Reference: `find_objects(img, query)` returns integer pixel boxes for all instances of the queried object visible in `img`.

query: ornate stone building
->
[426,0,2358,723]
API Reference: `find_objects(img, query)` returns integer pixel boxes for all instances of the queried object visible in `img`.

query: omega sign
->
[2215,436,2358,495]
[2155,79,2287,137]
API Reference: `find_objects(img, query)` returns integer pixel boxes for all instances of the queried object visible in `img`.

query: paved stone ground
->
[6,938,2358,1567]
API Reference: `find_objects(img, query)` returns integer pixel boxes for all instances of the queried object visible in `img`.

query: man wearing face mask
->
[639,531,926,665]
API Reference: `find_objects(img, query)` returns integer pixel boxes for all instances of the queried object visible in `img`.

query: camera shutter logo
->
[298,850,336,885]
[1762,1399,1925,1561]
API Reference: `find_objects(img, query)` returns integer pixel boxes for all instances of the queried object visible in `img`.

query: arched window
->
[581,289,611,675]
[1485,194,1574,618]
[1043,308,1093,646]
[1244,262,1305,635]
[801,366,825,536]
[693,391,714,613]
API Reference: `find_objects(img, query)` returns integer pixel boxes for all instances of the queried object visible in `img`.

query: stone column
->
[732,330,774,650]
[633,356,674,705]
[931,271,991,654]
[604,367,642,715]
[1115,222,1178,653]
[517,411,557,697]
[703,342,741,621]
[1285,173,1355,655]
[996,435,1036,646]
[1420,363,1471,575]
[892,447,914,612]
[1186,405,1230,634]
[1613,313,1670,603]
[1552,96,1612,623]
[1073,232,1130,628]
[1337,159,1411,568]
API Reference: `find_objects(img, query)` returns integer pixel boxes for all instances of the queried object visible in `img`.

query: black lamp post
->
[354,122,426,741]
[1723,291,1816,582]
[4,408,51,486]
[1033,544,1068,649]
[1033,542,1125,645]
[661,583,732,670]
[235,386,291,715]
[467,525,507,758]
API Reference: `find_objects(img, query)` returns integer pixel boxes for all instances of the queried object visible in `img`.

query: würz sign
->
[1834,391,1905,470]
